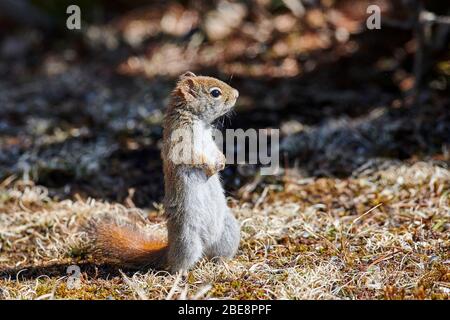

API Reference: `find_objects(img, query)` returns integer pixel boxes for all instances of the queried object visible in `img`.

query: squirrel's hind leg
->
[167,228,204,272]
[206,213,240,260]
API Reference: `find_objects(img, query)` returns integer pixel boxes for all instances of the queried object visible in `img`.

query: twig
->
[191,284,212,300]
[120,270,148,300]
[352,203,383,226]
[420,11,450,25]
[366,250,403,270]
[253,186,269,212]
[166,271,183,300]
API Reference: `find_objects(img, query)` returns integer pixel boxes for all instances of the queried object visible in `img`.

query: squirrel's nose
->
[233,89,239,99]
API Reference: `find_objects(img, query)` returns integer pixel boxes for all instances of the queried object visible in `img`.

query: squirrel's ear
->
[175,77,197,102]
[180,71,196,80]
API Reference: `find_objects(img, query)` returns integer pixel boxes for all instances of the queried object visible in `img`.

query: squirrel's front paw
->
[205,153,226,177]
[216,152,226,171]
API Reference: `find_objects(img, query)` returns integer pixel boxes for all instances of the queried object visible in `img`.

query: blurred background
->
[0,0,449,207]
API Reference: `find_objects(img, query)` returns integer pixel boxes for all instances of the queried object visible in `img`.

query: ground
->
[0,0,449,299]
[0,161,448,299]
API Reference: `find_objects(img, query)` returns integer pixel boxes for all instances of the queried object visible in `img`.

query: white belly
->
[182,169,227,242]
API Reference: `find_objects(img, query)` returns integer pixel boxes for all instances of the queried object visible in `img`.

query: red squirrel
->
[89,72,241,272]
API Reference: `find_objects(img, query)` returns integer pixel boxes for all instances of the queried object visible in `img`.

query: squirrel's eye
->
[210,88,222,98]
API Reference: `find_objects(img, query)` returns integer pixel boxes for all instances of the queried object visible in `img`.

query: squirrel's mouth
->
[227,95,238,107]
[222,99,236,115]
[212,102,235,125]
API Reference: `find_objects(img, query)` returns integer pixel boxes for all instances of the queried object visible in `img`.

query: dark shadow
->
[0,1,448,207]
[0,261,162,281]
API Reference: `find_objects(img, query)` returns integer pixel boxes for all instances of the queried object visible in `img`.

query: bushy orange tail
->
[88,219,168,269]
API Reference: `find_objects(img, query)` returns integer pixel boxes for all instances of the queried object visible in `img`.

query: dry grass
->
[0,161,449,300]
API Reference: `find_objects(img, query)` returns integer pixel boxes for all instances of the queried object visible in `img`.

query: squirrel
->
[89,71,241,272]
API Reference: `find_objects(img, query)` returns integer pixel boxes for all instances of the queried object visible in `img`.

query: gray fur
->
[164,124,240,272]
[162,74,240,272]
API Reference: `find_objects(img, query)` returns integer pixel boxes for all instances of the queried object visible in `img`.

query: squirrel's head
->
[171,71,239,123]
